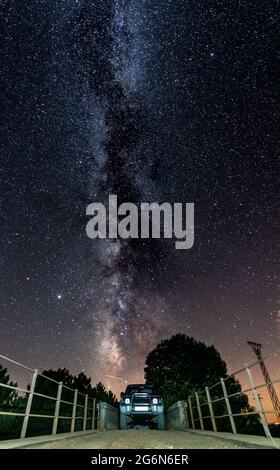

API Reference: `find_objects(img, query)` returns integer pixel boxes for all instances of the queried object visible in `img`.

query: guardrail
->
[165,401,188,430]
[0,355,98,440]
[98,402,120,430]
[1,349,280,446]
[185,347,280,448]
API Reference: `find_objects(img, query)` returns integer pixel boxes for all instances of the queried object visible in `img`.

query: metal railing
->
[1,350,280,446]
[185,347,280,448]
[0,355,98,440]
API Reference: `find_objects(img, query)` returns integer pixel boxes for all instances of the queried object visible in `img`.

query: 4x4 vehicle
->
[119,384,165,430]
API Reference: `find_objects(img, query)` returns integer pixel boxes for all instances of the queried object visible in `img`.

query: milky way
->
[79,0,168,381]
[1,1,280,394]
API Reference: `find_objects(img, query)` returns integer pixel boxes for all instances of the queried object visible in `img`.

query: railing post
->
[183,401,189,429]
[71,389,78,433]
[195,392,204,430]
[83,394,88,431]
[220,378,237,434]
[52,381,63,435]
[20,369,38,439]
[205,386,217,432]
[92,397,96,430]
[97,402,101,429]
[188,396,195,429]
[245,364,275,442]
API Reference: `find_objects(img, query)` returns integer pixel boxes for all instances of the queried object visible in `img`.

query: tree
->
[92,382,118,406]
[0,364,26,440]
[144,335,259,433]
[27,368,117,436]
[33,368,118,405]
[145,335,227,400]
[0,364,18,407]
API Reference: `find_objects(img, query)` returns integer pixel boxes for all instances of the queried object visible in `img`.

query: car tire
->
[157,413,165,431]
[120,413,128,430]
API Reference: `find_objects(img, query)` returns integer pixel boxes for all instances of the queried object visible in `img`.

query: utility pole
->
[247,341,280,422]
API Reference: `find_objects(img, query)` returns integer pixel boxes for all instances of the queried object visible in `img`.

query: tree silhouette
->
[145,335,227,396]
[33,368,118,405]
[0,364,18,407]
[145,334,260,433]
[26,368,117,436]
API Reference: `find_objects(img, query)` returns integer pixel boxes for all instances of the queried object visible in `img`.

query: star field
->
[0,0,279,394]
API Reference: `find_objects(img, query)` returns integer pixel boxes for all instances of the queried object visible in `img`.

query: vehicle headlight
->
[152,398,158,404]
[125,398,130,404]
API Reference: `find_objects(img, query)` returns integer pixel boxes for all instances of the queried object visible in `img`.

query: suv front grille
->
[132,397,150,405]
[131,393,151,407]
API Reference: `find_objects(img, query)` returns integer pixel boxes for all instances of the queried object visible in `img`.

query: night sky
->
[1,1,279,395]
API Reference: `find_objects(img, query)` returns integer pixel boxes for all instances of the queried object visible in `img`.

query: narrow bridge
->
[0,353,280,449]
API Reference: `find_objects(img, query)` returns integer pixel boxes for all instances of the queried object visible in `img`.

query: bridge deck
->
[1,429,278,449]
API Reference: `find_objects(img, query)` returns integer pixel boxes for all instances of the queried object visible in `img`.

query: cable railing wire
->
[0,354,99,440]
[185,347,280,449]
[1,350,280,446]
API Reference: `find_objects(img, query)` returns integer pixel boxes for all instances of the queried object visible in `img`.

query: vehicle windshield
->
[124,385,157,395]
